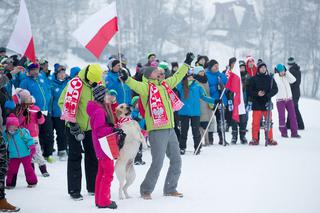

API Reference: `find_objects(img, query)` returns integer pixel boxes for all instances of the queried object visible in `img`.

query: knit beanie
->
[93,85,107,103]
[6,113,19,129]
[275,64,286,73]
[108,89,118,97]
[257,60,267,71]
[206,59,218,70]
[193,66,205,75]
[239,60,246,67]
[287,57,295,65]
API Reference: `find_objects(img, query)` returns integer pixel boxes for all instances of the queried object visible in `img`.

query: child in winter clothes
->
[274,64,300,138]
[3,114,37,188]
[87,85,117,209]
[177,70,215,155]
[131,96,146,165]
[247,61,278,145]
[0,110,20,212]
[15,89,49,177]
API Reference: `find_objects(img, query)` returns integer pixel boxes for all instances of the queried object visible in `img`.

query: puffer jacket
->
[2,128,34,159]
[18,104,45,137]
[86,101,114,159]
[51,76,69,117]
[105,71,132,105]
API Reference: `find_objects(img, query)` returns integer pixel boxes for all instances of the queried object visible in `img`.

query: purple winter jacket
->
[86,101,114,159]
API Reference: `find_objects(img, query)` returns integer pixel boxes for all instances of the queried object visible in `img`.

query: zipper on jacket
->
[12,136,20,158]
[36,79,47,111]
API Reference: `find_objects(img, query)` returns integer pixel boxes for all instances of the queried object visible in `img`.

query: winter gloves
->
[112,127,126,149]
[184,52,195,66]
[69,122,85,141]
[119,68,128,82]
[37,111,42,119]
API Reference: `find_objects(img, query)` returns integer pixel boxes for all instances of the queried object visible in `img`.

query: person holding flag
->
[226,60,249,144]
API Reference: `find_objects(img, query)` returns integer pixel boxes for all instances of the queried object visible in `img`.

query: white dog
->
[115,103,147,199]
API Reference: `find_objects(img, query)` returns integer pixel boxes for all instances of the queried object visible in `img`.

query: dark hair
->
[182,76,189,99]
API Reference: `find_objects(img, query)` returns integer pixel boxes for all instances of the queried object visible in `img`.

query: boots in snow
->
[267,139,278,146]
[249,139,259,146]
[240,131,248,144]
[58,150,68,161]
[39,165,50,177]
[0,199,20,212]
[97,201,117,209]
[231,130,238,144]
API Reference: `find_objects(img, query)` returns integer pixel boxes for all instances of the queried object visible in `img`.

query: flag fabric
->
[72,2,118,59]
[225,62,246,122]
[98,133,119,160]
[7,0,36,63]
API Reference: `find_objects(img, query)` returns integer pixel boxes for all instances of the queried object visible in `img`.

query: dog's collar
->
[117,117,133,127]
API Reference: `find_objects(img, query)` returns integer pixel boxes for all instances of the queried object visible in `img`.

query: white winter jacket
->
[274,71,296,100]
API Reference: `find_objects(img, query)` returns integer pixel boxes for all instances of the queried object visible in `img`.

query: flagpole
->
[115,1,122,68]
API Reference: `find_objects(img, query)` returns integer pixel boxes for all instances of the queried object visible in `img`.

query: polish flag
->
[225,62,246,122]
[7,0,36,63]
[73,2,118,59]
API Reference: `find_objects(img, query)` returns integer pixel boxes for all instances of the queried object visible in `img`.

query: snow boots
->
[0,199,20,212]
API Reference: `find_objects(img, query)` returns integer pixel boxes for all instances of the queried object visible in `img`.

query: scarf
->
[116,117,132,128]
[148,81,184,128]
[60,77,83,123]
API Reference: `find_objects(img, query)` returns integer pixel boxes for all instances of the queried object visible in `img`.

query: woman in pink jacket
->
[86,85,118,209]
[15,89,50,177]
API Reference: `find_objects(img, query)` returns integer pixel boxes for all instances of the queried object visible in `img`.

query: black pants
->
[179,116,201,150]
[52,117,67,152]
[0,137,7,199]
[39,115,55,157]
[174,111,181,140]
[66,128,98,195]
[231,114,247,138]
[287,98,305,130]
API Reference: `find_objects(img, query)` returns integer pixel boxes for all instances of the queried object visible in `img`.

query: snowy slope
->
[6,98,320,213]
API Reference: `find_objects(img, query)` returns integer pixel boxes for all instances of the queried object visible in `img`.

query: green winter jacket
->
[58,67,94,132]
[126,63,189,132]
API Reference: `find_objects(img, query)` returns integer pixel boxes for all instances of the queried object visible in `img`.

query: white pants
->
[32,137,46,166]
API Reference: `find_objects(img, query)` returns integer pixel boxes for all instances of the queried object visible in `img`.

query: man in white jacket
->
[274,64,301,138]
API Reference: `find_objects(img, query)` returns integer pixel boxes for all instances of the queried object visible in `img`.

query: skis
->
[264,73,274,147]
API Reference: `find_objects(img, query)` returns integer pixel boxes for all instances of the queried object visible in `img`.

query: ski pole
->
[194,88,226,155]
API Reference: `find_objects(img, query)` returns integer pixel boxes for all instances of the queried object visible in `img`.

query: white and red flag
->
[225,62,246,122]
[7,0,36,63]
[72,2,118,59]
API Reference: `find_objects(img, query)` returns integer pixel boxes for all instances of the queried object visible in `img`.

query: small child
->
[3,114,37,188]
[87,85,117,209]
[131,96,146,165]
[15,89,49,177]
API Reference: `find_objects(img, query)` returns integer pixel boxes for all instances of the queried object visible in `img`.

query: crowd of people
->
[0,46,305,211]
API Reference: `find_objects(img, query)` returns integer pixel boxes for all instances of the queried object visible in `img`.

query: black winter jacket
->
[247,72,278,111]
[288,63,301,101]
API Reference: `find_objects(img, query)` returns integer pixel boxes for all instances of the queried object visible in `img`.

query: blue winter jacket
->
[20,75,52,112]
[51,76,69,117]
[2,128,34,159]
[206,70,228,106]
[105,71,132,105]
[131,108,146,129]
[177,80,215,116]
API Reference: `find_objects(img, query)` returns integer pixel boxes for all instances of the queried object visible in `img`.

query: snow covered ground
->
[7,98,320,213]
